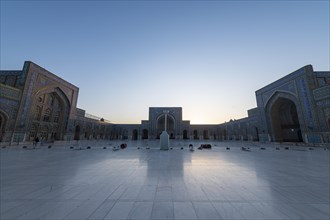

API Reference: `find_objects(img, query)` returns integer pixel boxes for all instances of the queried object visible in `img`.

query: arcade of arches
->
[0,62,329,144]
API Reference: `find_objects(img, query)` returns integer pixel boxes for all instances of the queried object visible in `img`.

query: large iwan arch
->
[29,87,71,141]
[265,92,304,142]
[156,114,175,139]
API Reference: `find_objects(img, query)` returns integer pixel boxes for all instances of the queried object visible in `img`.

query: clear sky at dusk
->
[1,1,329,124]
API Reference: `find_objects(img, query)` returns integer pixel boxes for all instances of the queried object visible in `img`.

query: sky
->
[1,0,329,124]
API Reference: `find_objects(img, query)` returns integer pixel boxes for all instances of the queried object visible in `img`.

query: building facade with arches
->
[0,61,113,144]
[256,65,330,143]
[0,62,329,144]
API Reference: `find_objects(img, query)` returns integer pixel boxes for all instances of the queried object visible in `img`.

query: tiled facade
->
[0,61,112,144]
[256,65,330,144]
[0,62,329,145]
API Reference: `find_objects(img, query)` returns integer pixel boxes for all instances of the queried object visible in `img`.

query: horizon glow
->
[1,1,329,124]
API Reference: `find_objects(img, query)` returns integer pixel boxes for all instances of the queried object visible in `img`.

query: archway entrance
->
[270,97,303,142]
[254,127,259,141]
[132,129,138,140]
[183,130,188,139]
[0,112,7,142]
[74,125,80,140]
[30,89,70,141]
[142,129,148,139]
[193,130,199,140]
[203,130,209,139]
[223,129,227,140]
[156,115,175,139]
[122,129,128,140]
[41,125,49,141]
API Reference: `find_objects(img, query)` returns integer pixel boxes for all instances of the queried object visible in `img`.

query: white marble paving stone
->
[37,185,74,199]
[54,185,87,200]
[230,202,265,219]
[151,202,174,220]
[186,186,208,201]
[63,199,105,219]
[310,203,330,216]
[201,186,224,201]
[247,187,290,202]
[173,202,197,220]
[0,200,24,213]
[267,203,307,219]
[143,178,158,186]
[212,202,244,220]
[290,203,330,219]
[107,184,128,200]
[0,200,44,220]
[136,185,156,201]
[71,186,104,200]
[17,201,59,220]
[171,179,186,188]
[87,200,116,220]
[192,202,221,219]
[127,201,153,219]
[279,186,327,203]
[171,186,191,201]
[1,185,41,200]
[155,186,172,201]
[1,142,329,220]
[308,189,330,203]
[21,185,55,199]
[232,187,261,201]
[120,186,143,200]
[88,186,117,201]
[158,177,171,187]
[104,201,135,219]
[41,201,83,220]
[250,202,290,219]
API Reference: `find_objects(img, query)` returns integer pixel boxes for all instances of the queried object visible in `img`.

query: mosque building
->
[0,61,329,144]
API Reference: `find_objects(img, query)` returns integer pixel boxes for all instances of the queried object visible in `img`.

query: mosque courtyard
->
[1,141,329,220]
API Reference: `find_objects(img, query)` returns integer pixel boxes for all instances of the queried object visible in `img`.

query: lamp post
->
[163,110,169,132]
[160,110,170,150]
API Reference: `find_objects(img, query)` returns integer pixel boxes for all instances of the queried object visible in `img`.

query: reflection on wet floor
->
[1,141,329,220]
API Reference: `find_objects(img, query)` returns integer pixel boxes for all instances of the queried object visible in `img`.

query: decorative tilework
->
[306,134,322,143]
[262,81,297,107]
[0,84,21,101]
[0,98,19,108]
[315,71,330,77]
[299,78,314,127]
[313,85,330,101]
[324,107,330,116]
[316,99,330,107]
[19,72,37,127]
[148,107,183,137]
[256,95,266,132]
[37,76,49,88]
[18,61,30,86]
[256,66,306,95]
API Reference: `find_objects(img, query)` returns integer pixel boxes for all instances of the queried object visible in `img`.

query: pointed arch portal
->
[270,97,303,142]
[156,114,175,139]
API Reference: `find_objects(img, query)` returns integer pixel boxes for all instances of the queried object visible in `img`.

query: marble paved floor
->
[1,141,329,220]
